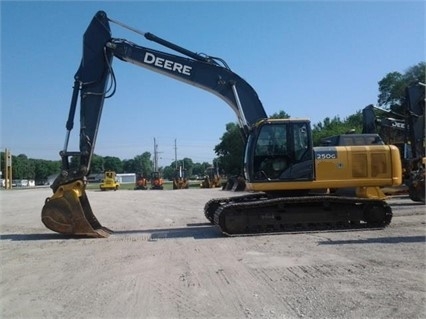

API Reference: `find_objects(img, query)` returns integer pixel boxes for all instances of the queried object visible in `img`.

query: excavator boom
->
[108,38,267,129]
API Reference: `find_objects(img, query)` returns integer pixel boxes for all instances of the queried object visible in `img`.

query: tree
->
[214,122,244,176]
[132,152,152,176]
[162,165,175,180]
[344,111,363,131]
[377,71,405,109]
[103,156,123,173]
[378,61,425,113]
[163,158,196,180]
[269,110,290,119]
[181,158,194,176]
[192,162,211,177]
[91,154,104,173]
[33,159,60,182]
[69,153,103,174]
[312,116,346,146]
[403,62,425,86]
[311,111,364,146]
[12,154,35,179]
[122,158,135,173]
[1,151,61,183]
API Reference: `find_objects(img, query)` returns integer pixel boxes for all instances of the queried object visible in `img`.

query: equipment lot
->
[1,188,425,318]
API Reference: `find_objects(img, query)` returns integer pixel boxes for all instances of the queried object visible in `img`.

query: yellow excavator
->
[41,11,402,237]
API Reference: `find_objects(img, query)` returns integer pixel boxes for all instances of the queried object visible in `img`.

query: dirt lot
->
[1,187,425,319]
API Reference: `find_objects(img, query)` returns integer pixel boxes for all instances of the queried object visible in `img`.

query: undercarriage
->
[204,193,392,236]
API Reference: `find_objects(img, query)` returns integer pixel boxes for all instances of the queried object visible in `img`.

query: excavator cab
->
[245,119,314,184]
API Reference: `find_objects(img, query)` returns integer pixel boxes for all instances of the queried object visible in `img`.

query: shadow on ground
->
[318,235,426,245]
[0,223,221,241]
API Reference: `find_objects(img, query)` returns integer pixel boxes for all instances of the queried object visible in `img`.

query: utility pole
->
[153,138,159,172]
[4,148,12,189]
[174,139,177,169]
[174,139,184,170]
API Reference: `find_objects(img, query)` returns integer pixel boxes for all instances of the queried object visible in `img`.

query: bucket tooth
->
[41,180,112,238]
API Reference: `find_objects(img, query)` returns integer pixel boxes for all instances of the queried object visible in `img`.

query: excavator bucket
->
[41,180,112,238]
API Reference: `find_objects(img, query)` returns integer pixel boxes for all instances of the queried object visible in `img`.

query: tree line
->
[2,62,423,183]
[0,151,215,183]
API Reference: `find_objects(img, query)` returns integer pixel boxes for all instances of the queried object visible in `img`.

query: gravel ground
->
[1,187,425,319]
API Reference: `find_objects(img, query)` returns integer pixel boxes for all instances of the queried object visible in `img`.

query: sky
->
[1,1,424,168]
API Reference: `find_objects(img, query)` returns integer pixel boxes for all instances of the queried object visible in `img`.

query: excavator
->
[173,166,189,189]
[41,11,402,237]
[200,166,222,188]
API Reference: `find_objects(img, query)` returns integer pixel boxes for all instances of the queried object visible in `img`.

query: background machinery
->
[200,166,222,188]
[320,133,384,147]
[150,171,164,190]
[362,84,425,203]
[99,171,119,191]
[173,166,189,189]
[134,173,148,190]
[41,11,402,238]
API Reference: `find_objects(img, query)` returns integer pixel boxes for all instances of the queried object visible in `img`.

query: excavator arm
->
[42,11,267,237]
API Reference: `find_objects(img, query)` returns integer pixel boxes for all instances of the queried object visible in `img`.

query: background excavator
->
[200,166,221,189]
[362,84,425,203]
[41,11,402,238]
[173,166,189,189]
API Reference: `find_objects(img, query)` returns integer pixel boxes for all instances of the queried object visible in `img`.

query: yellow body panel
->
[247,145,402,192]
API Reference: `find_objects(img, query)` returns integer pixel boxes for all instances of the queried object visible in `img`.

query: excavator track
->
[204,193,266,223]
[205,193,392,236]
